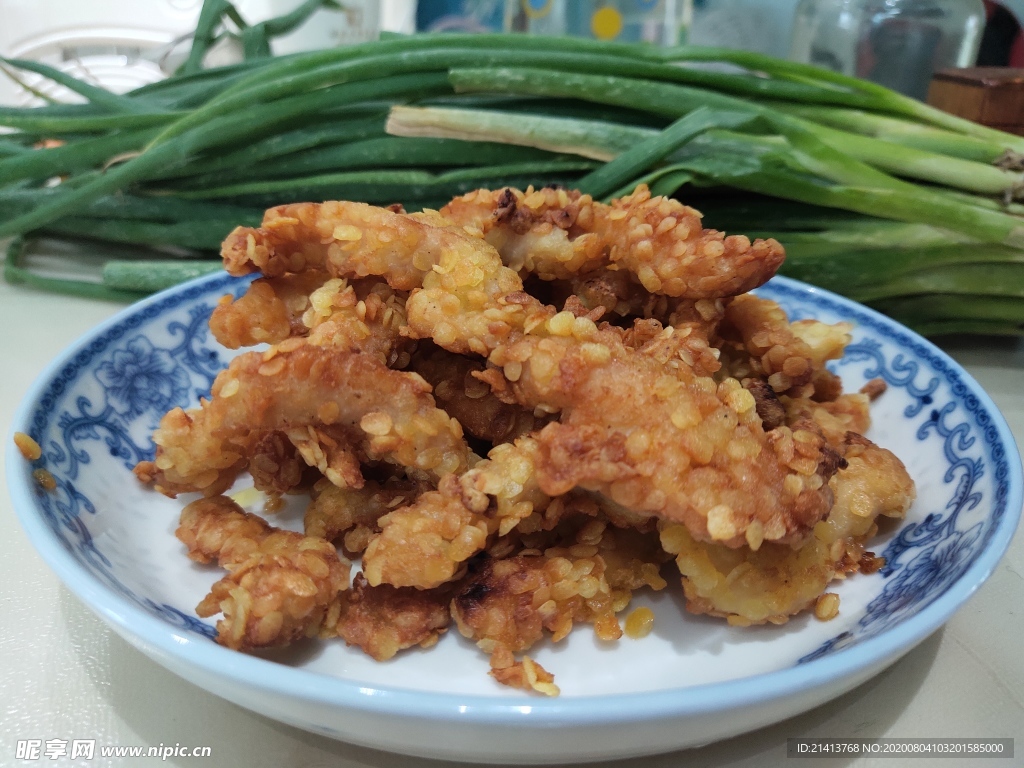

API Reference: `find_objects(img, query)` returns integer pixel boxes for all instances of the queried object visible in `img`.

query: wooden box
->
[928,67,1024,136]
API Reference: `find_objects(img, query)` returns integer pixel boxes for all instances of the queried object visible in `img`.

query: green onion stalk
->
[0,4,1022,335]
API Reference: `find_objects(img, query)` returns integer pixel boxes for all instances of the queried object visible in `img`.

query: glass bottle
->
[789,0,985,100]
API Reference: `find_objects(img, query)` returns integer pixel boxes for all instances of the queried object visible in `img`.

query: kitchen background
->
[3,1,1022,108]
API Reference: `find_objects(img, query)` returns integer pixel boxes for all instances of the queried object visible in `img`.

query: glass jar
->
[789,0,985,100]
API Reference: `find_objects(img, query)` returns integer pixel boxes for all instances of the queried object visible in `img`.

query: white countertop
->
[2,277,1022,768]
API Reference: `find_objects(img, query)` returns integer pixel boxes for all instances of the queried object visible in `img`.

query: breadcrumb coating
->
[223,200,481,290]
[177,496,351,649]
[304,476,428,553]
[410,343,545,445]
[361,438,548,589]
[452,514,667,684]
[661,522,837,626]
[303,277,411,369]
[452,518,669,690]
[490,320,840,547]
[489,653,559,696]
[564,268,659,319]
[783,393,873,449]
[441,185,784,298]
[284,424,366,490]
[176,495,272,567]
[137,343,469,497]
[222,198,539,357]
[402,219,545,356]
[210,270,327,349]
[247,431,311,495]
[452,552,617,653]
[334,573,451,661]
[816,433,915,546]
[351,198,842,548]
[141,188,918,692]
[719,294,851,400]
[661,433,913,625]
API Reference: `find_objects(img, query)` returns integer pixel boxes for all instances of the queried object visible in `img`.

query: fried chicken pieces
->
[135,184,914,694]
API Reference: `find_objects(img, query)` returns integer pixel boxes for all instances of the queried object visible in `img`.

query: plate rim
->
[7,271,1023,725]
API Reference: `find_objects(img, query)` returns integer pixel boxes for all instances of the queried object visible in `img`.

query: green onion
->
[387,105,649,161]
[655,45,1024,154]
[170,160,598,204]
[444,69,1024,247]
[577,107,754,199]
[170,137,571,189]
[149,113,388,181]
[769,103,1017,165]
[102,259,223,292]
[1,57,155,114]
[3,238,147,302]
[0,126,160,184]
[0,71,452,237]
[2,18,1024,335]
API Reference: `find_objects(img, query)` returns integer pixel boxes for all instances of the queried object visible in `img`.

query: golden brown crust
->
[451,552,616,653]
[719,294,851,400]
[139,344,469,497]
[441,185,784,298]
[223,201,477,289]
[176,495,273,567]
[248,431,312,495]
[196,536,350,650]
[141,188,917,689]
[210,271,327,349]
[176,496,351,649]
[304,476,430,553]
[334,573,451,660]
[660,431,913,626]
[410,343,546,445]
[489,322,839,547]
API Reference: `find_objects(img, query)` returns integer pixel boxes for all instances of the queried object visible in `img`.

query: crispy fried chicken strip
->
[411,344,546,445]
[177,495,273,567]
[661,433,914,625]
[719,294,852,401]
[222,199,539,356]
[210,270,328,349]
[451,551,609,631]
[135,344,469,497]
[223,200,469,287]
[441,185,785,298]
[176,496,351,650]
[334,573,451,661]
[395,205,838,549]
[304,476,429,554]
[489,319,840,548]
[451,553,616,692]
[660,523,836,627]
[361,437,548,589]
[816,433,914,546]
[451,520,668,694]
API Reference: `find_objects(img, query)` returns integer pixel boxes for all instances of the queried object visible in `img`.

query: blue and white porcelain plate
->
[8,273,1022,764]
